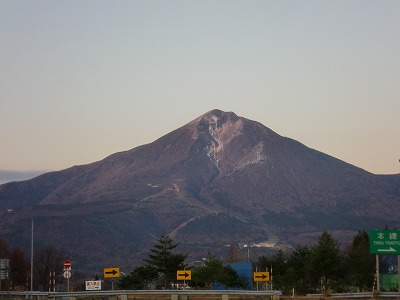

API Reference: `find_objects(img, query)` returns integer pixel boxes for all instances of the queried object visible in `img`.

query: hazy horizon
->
[0,169,49,184]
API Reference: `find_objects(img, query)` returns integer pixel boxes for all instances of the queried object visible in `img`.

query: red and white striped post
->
[49,267,55,292]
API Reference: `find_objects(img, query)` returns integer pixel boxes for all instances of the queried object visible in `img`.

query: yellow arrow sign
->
[253,271,270,282]
[104,267,120,278]
[177,270,192,280]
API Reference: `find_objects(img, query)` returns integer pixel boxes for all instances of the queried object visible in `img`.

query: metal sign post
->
[104,267,121,290]
[176,270,192,289]
[63,260,72,292]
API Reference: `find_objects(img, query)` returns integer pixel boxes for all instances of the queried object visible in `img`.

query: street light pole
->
[30,218,33,293]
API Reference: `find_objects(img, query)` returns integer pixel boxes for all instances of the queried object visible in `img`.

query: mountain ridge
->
[1,109,399,272]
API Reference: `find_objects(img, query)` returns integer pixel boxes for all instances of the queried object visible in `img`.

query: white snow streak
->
[191,112,266,173]
[233,142,266,171]
[204,115,243,169]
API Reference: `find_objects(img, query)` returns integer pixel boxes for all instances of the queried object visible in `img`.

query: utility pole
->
[30,218,33,295]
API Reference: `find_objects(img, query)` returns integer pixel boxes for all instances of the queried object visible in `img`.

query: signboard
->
[85,280,101,290]
[0,259,10,270]
[64,260,71,270]
[63,270,71,279]
[253,271,270,282]
[369,230,400,254]
[0,270,9,280]
[0,259,10,280]
[104,267,120,278]
[177,270,192,280]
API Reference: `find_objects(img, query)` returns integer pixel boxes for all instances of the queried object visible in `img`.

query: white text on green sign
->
[369,230,400,254]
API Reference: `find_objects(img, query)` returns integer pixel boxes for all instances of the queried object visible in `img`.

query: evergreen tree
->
[344,230,375,291]
[219,264,246,289]
[272,250,288,288]
[143,234,187,288]
[257,255,272,272]
[119,265,158,290]
[285,245,314,294]
[191,253,245,289]
[260,250,288,291]
[192,254,224,288]
[309,231,344,293]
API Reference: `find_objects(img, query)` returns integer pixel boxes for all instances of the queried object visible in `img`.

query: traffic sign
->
[103,267,120,278]
[177,270,192,280]
[63,270,71,279]
[64,260,71,269]
[85,280,101,290]
[369,230,400,254]
[253,271,270,282]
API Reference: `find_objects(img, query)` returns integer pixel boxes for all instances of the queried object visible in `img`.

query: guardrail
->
[282,292,400,300]
[1,290,282,300]
[379,292,400,297]
[4,290,400,300]
[305,293,373,298]
[53,290,282,296]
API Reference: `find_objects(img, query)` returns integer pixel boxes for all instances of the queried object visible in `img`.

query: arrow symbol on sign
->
[178,272,190,278]
[255,274,268,279]
[378,247,396,252]
[105,270,118,275]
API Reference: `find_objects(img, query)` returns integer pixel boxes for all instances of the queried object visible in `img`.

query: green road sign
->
[369,230,400,254]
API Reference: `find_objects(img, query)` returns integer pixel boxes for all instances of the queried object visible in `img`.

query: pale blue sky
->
[1,0,399,175]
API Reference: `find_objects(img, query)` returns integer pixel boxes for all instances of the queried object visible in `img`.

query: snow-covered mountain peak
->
[195,110,243,167]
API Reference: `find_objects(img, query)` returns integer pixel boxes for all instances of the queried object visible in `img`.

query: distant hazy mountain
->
[1,109,399,273]
[0,170,47,184]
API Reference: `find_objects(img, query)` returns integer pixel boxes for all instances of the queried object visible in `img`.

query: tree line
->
[1,230,377,293]
[256,231,375,294]
[119,231,377,294]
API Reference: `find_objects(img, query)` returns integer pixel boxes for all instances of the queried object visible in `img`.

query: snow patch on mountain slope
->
[233,142,266,171]
[190,111,271,172]
[204,115,243,168]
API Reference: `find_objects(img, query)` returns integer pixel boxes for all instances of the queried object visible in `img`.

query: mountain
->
[1,109,400,274]
[0,170,47,184]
